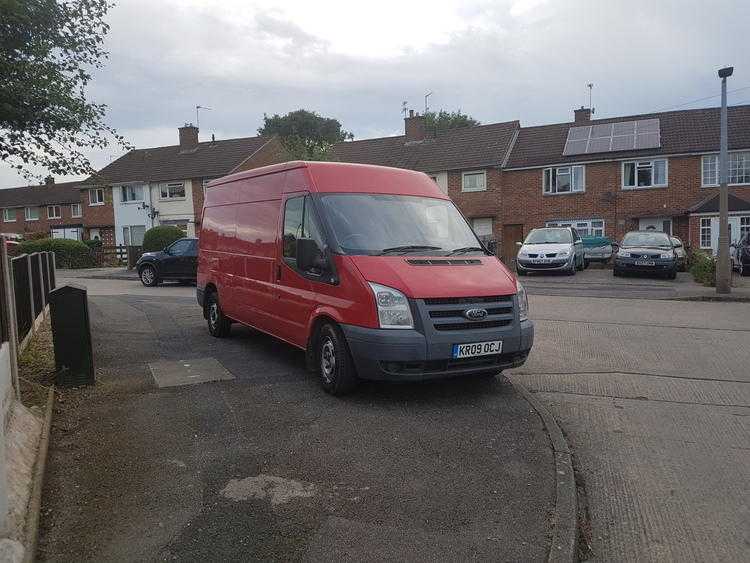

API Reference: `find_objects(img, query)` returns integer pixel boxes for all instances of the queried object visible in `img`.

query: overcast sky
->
[2,0,748,187]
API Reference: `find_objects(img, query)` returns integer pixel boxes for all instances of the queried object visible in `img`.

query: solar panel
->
[562,118,661,156]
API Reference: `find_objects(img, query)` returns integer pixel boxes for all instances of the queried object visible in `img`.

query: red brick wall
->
[81,187,115,229]
[449,168,503,240]
[0,203,84,237]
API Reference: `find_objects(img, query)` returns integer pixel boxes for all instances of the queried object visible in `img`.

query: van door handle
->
[276,264,282,281]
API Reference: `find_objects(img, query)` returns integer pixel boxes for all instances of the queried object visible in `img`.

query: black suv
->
[136,238,198,286]
[732,234,750,276]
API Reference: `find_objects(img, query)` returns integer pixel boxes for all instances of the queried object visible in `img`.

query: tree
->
[0,0,130,179]
[258,109,353,161]
[423,110,480,135]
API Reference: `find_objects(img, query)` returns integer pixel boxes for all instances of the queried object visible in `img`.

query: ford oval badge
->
[464,308,488,321]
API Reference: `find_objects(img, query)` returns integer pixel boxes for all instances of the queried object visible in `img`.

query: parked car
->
[731,233,750,276]
[670,236,687,271]
[613,231,678,279]
[136,238,198,286]
[197,162,534,395]
[582,236,614,265]
[515,227,585,275]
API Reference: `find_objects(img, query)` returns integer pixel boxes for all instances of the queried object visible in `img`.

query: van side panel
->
[199,204,238,315]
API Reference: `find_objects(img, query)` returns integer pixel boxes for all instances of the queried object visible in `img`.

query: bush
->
[18,238,94,269]
[689,249,716,286]
[83,238,102,249]
[142,225,185,252]
[23,231,48,241]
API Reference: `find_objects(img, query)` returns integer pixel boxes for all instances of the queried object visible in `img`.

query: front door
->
[502,224,524,266]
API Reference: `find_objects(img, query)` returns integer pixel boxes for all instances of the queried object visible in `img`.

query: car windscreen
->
[524,229,572,244]
[621,232,672,247]
[319,194,482,256]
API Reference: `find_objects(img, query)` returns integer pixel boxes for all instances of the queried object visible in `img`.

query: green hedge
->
[689,250,716,286]
[142,225,185,252]
[18,238,94,269]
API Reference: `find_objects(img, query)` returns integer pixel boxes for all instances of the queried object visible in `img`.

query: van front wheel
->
[317,323,358,395]
[206,292,231,338]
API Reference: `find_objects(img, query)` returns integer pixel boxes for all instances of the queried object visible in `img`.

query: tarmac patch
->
[220,474,318,506]
[148,357,234,388]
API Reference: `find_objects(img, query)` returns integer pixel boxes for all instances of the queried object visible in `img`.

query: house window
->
[120,184,143,202]
[471,217,494,238]
[2,209,15,223]
[47,205,62,219]
[702,152,750,186]
[740,216,750,239]
[25,207,39,221]
[461,171,486,192]
[543,165,585,194]
[71,203,82,218]
[89,187,105,205]
[546,219,605,237]
[160,182,185,199]
[700,218,712,248]
[622,159,667,188]
[122,225,146,246]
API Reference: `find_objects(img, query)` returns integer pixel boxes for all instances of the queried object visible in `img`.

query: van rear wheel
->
[206,291,231,338]
[317,323,358,396]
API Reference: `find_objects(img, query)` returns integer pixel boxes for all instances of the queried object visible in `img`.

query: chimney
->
[44,176,54,187]
[574,106,592,123]
[404,110,427,143]
[179,123,199,153]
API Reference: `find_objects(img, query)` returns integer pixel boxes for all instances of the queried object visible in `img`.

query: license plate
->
[634,260,655,266]
[452,341,502,359]
[531,258,550,264]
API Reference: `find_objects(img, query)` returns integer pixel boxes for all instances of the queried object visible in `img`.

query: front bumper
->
[341,320,534,381]
[614,257,676,273]
[517,256,572,272]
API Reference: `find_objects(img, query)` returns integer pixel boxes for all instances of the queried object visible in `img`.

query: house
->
[334,105,750,261]
[333,110,520,248]
[86,125,289,246]
[0,178,88,240]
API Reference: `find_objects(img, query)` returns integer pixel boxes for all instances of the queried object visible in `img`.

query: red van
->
[197,162,533,395]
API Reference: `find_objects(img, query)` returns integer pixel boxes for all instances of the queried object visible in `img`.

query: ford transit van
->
[197,162,533,395]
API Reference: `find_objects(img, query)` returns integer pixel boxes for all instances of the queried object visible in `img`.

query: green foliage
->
[689,250,716,286]
[142,226,185,252]
[423,110,480,135]
[83,238,102,249]
[0,0,131,179]
[22,231,48,241]
[18,238,94,269]
[258,109,353,161]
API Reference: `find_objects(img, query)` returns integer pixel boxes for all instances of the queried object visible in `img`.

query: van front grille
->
[421,295,515,332]
[433,320,512,331]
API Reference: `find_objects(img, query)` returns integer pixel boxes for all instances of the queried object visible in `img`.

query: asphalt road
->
[39,278,555,562]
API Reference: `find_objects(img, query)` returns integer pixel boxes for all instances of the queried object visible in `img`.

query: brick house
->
[85,125,289,245]
[0,177,117,244]
[333,111,519,249]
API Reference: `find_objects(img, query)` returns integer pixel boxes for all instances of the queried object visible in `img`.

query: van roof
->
[208,161,449,199]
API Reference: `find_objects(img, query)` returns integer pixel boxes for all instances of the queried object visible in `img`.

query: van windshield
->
[319,194,483,256]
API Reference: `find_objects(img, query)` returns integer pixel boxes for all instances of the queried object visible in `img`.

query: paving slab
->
[148,357,234,388]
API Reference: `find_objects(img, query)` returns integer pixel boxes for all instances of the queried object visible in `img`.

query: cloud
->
[2,0,748,188]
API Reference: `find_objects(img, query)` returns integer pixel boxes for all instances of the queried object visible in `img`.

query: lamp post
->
[716,66,733,294]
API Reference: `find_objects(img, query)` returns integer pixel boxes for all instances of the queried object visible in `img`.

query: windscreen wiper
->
[447,246,487,255]
[378,245,442,255]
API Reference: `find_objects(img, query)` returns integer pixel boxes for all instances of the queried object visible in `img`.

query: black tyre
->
[566,261,576,275]
[576,255,585,271]
[584,259,590,269]
[139,264,159,287]
[741,262,748,277]
[317,323,358,395]
[667,268,677,280]
[613,268,621,277]
[206,291,231,338]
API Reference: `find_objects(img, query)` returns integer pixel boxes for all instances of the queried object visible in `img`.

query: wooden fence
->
[90,245,143,268]
[5,251,57,348]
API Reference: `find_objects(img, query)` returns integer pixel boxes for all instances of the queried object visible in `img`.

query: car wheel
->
[139,265,158,287]
[317,323,358,396]
[566,260,576,275]
[667,268,677,280]
[584,259,590,269]
[206,291,231,338]
[576,256,584,271]
[613,268,621,277]
[741,261,748,277]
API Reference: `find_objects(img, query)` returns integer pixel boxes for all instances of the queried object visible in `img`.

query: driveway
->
[39,278,556,562]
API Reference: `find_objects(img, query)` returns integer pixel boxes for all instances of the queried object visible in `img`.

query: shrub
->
[23,231,48,241]
[18,238,94,269]
[83,238,102,249]
[142,225,185,252]
[689,249,716,286]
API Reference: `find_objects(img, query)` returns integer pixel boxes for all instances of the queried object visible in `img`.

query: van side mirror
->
[297,238,325,272]
[485,240,497,254]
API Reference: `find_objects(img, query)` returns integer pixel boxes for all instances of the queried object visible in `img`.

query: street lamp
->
[716,66,733,294]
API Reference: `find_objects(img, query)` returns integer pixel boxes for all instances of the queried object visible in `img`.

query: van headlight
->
[516,279,529,322]
[368,282,414,329]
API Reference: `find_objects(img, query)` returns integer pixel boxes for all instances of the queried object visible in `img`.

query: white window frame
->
[471,217,494,238]
[119,184,144,203]
[740,216,750,239]
[89,187,105,206]
[160,181,186,200]
[701,152,750,187]
[699,218,712,249]
[25,207,39,221]
[2,208,15,223]
[461,170,487,192]
[543,165,585,195]
[622,159,668,189]
[546,218,605,237]
[71,203,82,218]
[47,205,62,219]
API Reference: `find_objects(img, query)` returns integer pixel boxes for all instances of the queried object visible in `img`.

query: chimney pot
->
[179,123,199,153]
[574,107,592,123]
[409,109,414,118]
